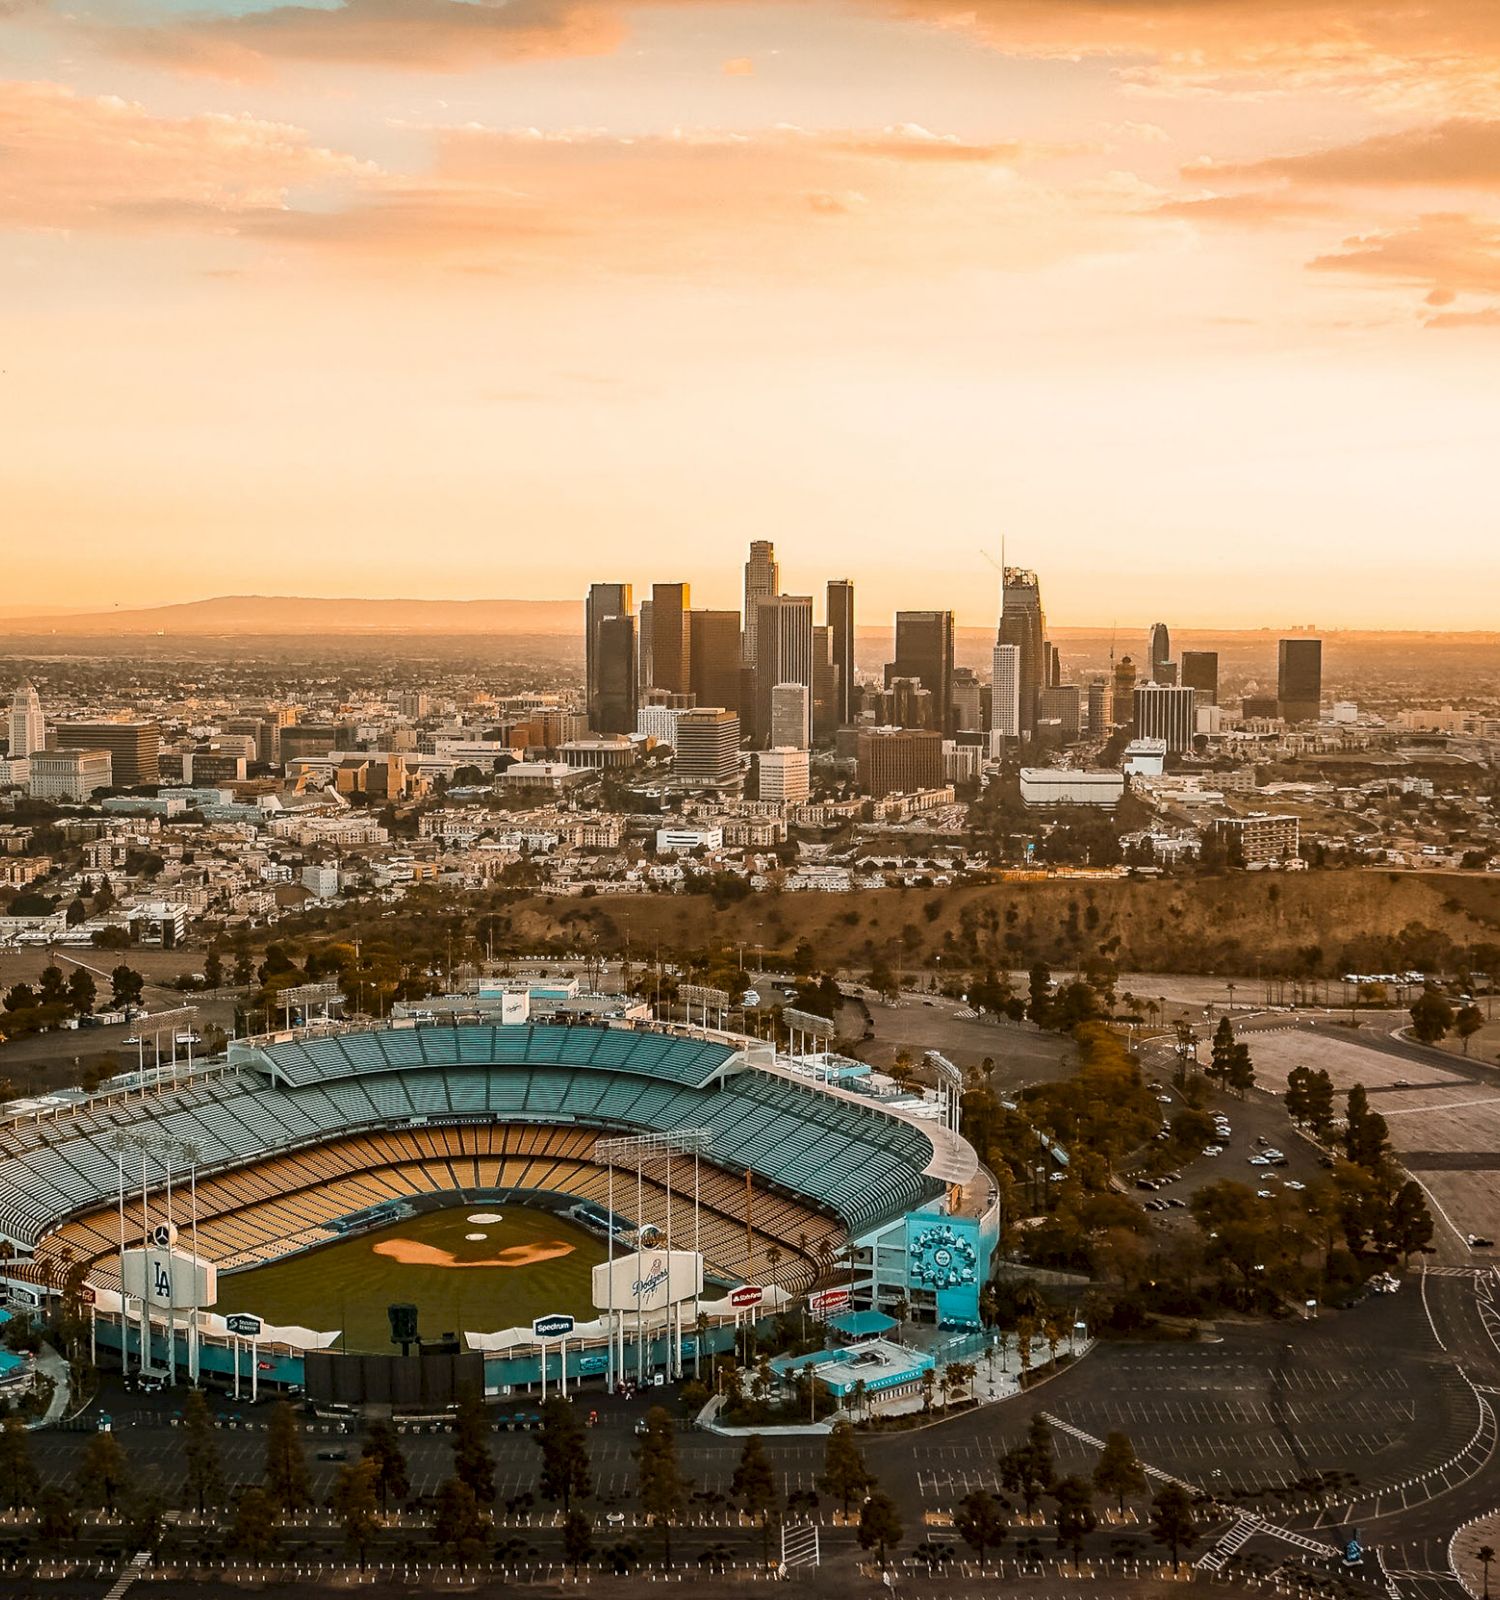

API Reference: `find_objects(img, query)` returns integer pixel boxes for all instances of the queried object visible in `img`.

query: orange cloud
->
[721,57,754,77]
[81,0,1500,111]
[1153,192,1334,224]
[94,0,628,78]
[893,0,1500,110]
[0,79,370,231]
[1309,212,1500,320]
[203,121,1132,283]
[1204,119,1500,190]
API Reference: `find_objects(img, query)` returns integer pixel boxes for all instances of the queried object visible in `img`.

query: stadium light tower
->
[593,1130,714,1389]
[109,1129,204,1382]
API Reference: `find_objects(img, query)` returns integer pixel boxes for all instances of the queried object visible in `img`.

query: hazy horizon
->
[1,590,1492,639]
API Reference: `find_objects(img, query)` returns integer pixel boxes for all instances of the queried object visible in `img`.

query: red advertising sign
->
[730,1284,764,1309]
[807,1286,852,1320]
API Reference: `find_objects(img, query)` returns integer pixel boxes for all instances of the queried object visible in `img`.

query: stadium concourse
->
[0,1019,995,1392]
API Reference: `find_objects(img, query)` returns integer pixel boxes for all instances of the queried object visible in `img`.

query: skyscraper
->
[1149,622,1172,683]
[593,615,637,735]
[952,667,983,735]
[753,594,814,747]
[770,683,811,750]
[811,624,838,740]
[887,610,955,733]
[857,728,944,798]
[650,583,691,695]
[637,598,654,695]
[1181,650,1219,706]
[826,579,855,726]
[1133,684,1197,753]
[585,583,635,734]
[672,708,740,785]
[1113,655,1137,730]
[1086,678,1114,735]
[1278,638,1322,723]
[991,644,1021,739]
[7,681,45,760]
[999,569,1046,737]
[689,609,742,715]
[54,721,160,787]
[742,541,779,666]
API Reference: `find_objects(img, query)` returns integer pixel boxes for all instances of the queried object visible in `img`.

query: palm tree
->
[766,1244,783,1292]
[1479,1544,1496,1600]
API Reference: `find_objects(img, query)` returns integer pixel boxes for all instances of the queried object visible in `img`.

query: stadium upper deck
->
[0,1021,970,1250]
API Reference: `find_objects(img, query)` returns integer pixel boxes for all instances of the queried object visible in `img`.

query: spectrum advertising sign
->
[591,1250,703,1314]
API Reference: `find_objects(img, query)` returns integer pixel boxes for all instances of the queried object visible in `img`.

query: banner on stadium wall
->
[591,1250,703,1314]
[501,992,530,1026]
[807,1286,852,1321]
[121,1247,217,1309]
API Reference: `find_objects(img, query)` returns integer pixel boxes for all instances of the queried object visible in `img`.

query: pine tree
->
[182,1388,224,1516]
[263,1400,310,1512]
[361,1418,410,1514]
[452,1388,495,1504]
[731,1433,781,1564]
[0,1414,39,1510]
[1149,1481,1198,1569]
[536,1397,592,1512]
[636,1405,688,1562]
[77,1429,128,1515]
[858,1488,903,1568]
[818,1419,872,1517]
[230,1486,279,1562]
[1054,1475,1096,1560]
[563,1508,595,1575]
[953,1489,1007,1568]
[432,1476,487,1570]
[1092,1430,1147,1514]
[331,1458,380,1571]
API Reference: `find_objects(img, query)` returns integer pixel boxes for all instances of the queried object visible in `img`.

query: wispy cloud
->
[0,78,370,231]
[1199,119,1500,191]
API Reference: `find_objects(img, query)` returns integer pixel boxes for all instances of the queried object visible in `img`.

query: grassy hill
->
[501,870,1500,978]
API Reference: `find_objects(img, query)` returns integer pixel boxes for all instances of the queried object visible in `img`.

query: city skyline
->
[4,1,1500,626]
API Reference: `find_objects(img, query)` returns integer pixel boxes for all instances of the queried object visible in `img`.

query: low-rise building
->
[29,748,113,801]
[1019,768,1126,808]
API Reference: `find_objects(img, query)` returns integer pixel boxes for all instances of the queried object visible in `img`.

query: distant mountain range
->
[0,595,583,636]
[2,593,1495,644]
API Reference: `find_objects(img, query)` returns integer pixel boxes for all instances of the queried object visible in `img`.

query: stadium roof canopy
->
[0,1023,971,1248]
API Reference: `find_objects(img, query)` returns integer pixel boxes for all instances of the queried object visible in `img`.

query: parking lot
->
[1234,1028,1500,1257]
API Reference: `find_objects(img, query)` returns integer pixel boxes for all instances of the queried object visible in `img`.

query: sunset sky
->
[4,0,1499,627]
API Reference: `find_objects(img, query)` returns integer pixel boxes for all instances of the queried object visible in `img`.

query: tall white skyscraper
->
[7,681,45,760]
[991,645,1021,739]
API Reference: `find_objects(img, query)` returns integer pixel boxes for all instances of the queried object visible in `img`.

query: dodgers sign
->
[121,1247,217,1310]
[591,1249,703,1314]
[532,1314,576,1340]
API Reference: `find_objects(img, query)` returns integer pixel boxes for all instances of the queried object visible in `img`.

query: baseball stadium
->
[0,1012,997,1399]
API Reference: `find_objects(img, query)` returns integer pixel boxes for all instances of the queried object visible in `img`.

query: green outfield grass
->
[214,1205,606,1353]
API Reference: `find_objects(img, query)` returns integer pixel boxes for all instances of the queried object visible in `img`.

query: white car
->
[1202,1145,1223,1157]
[1283,1180,1306,1191]
[1248,1156,1270,1166]
[1257,1189,1274,1198]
